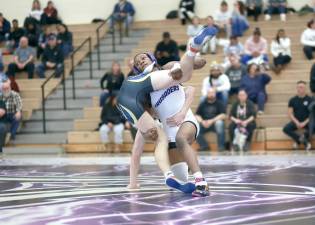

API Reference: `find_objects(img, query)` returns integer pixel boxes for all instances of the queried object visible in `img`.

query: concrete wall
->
[1,0,313,25]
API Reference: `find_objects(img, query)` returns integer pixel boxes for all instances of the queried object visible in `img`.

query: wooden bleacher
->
[66,14,315,153]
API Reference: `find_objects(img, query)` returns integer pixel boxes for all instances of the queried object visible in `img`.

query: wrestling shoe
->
[192,178,210,197]
[166,176,196,194]
[190,26,218,52]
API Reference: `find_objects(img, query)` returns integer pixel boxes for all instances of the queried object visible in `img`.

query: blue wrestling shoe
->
[166,177,196,194]
[192,178,209,197]
[190,26,218,51]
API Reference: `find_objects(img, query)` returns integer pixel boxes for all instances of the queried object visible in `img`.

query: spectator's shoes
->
[166,176,196,193]
[190,27,218,52]
[192,178,210,197]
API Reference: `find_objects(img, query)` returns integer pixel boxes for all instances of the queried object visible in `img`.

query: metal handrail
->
[41,68,66,133]
[70,37,93,99]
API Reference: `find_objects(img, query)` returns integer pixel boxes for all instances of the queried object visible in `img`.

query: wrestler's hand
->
[193,56,207,70]
[166,111,185,127]
[127,183,140,190]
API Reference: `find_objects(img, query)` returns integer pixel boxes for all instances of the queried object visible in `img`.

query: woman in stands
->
[271,29,291,74]
[117,26,217,197]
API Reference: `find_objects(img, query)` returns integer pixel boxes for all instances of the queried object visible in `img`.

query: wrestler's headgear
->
[133,52,157,74]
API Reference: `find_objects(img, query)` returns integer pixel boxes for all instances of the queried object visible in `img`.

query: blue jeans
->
[99,91,110,107]
[267,6,286,15]
[60,43,73,58]
[249,92,266,111]
[110,14,133,30]
[197,120,225,151]
[7,113,20,140]
[37,63,64,78]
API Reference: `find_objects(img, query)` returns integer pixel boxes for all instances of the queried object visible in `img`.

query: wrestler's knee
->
[143,127,159,141]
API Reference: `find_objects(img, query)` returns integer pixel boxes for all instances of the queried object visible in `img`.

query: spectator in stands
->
[99,95,130,152]
[242,28,269,69]
[1,79,22,141]
[0,51,3,74]
[41,1,61,25]
[196,88,226,151]
[0,13,11,43]
[110,0,135,32]
[214,1,231,38]
[186,16,203,43]
[226,55,247,96]
[29,0,43,23]
[222,36,244,68]
[37,34,64,78]
[37,26,51,59]
[245,0,263,21]
[265,0,287,22]
[7,19,25,53]
[301,19,315,60]
[154,32,179,66]
[240,63,271,114]
[25,23,39,48]
[0,91,7,152]
[283,81,312,150]
[99,61,125,107]
[179,0,195,25]
[7,37,35,79]
[229,89,257,151]
[271,29,291,74]
[57,24,73,58]
[231,1,249,37]
[201,62,231,108]
[201,16,218,54]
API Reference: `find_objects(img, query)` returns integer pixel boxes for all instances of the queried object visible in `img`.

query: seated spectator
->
[242,28,269,68]
[179,0,195,25]
[57,24,73,58]
[231,1,249,37]
[99,61,125,107]
[201,16,219,54]
[0,92,7,152]
[99,95,130,152]
[229,89,257,151]
[41,1,61,25]
[240,63,271,114]
[283,81,312,150]
[222,36,244,68]
[214,1,231,38]
[310,63,315,93]
[154,32,179,66]
[271,29,291,74]
[246,0,263,21]
[24,0,43,29]
[25,23,39,48]
[36,34,64,78]
[37,26,51,59]
[186,16,203,43]
[1,79,22,141]
[110,0,135,32]
[196,88,226,151]
[265,0,287,22]
[0,50,3,73]
[201,62,231,108]
[7,19,25,53]
[226,55,247,95]
[7,37,35,79]
[301,19,315,60]
[0,13,11,43]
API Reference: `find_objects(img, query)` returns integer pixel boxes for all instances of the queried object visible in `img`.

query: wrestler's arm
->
[162,56,206,70]
[128,130,145,189]
[166,86,195,127]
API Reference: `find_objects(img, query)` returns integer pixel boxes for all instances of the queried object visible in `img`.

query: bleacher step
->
[12,133,67,145]
[3,146,64,154]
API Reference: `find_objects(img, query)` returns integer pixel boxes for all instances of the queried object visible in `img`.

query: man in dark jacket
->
[0,13,11,43]
[36,34,64,78]
[154,32,180,66]
[8,19,25,51]
[110,0,135,31]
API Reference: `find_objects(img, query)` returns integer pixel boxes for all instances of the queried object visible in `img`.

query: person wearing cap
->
[226,55,247,96]
[154,32,180,66]
[7,36,36,79]
[36,34,64,78]
[201,62,231,109]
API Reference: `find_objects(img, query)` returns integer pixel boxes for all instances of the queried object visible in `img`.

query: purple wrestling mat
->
[0,154,315,225]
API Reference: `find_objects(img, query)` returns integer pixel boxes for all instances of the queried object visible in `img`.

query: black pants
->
[229,122,256,143]
[303,46,315,60]
[247,6,262,21]
[274,54,291,67]
[7,62,35,79]
[283,122,309,144]
[0,122,8,152]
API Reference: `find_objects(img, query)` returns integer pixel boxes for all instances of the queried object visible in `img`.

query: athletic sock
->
[193,171,203,180]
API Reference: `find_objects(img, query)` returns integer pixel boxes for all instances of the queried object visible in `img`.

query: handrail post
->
[97,28,101,70]
[119,21,123,45]
[89,37,93,79]
[112,24,116,53]
[71,54,76,99]
[62,68,66,110]
[41,86,46,133]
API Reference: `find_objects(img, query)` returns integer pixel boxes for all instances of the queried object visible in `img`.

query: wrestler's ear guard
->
[133,52,157,74]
